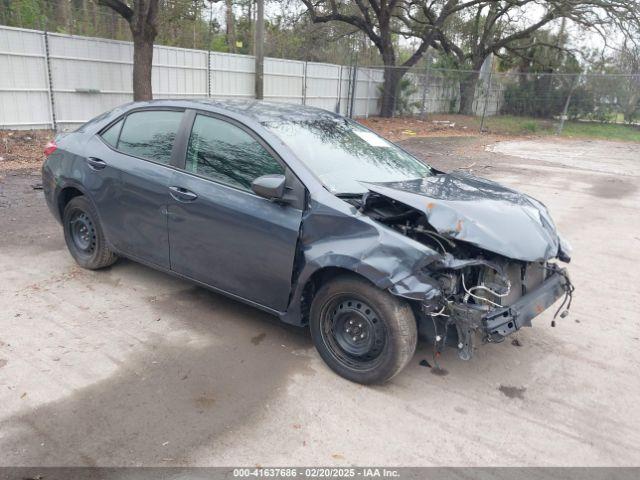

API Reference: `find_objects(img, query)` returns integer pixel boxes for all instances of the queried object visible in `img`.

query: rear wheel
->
[63,196,117,269]
[310,274,417,384]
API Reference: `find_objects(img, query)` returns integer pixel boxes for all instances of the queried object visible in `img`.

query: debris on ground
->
[359,116,478,142]
[499,385,526,399]
[419,359,432,368]
[0,130,52,172]
[511,338,523,347]
[431,367,449,376]
[456,161,493,173]
[432,120,456,128]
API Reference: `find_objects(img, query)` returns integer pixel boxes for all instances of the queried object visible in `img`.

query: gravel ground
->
[0,130,52,172]
[0,133,639,466]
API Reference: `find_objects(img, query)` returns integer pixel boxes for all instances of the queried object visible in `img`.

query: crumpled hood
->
[363,172,561,262]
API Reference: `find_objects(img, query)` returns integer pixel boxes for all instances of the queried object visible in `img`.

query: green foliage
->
[521,121,538,133]
[501,75,635,124]
[376,77,420,116]
[501,79,567,118]
[210,35,229,53]
[394,78,420,115]
[0,0,47,28]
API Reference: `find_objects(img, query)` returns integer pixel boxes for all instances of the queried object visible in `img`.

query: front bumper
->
[439,267,571,360]
[483,269,568,338]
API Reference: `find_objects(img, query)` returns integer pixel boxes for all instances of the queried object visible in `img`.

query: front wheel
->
[309,274,417,384]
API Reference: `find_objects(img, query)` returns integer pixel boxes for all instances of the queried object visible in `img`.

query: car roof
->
[127,98,343,124]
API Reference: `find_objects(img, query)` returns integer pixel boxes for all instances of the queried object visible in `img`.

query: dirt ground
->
[0,131,639,466]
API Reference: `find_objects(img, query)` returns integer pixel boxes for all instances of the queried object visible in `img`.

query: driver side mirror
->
[251,174,286,201]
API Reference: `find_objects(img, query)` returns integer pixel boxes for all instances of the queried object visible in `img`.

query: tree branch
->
[97,0,133,22]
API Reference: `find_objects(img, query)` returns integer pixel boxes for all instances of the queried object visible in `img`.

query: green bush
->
[377,78,420,116]
[500,76,615,123]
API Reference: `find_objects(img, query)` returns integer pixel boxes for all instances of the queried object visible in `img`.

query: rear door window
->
[117,110,183,164]
[185,114,284,191]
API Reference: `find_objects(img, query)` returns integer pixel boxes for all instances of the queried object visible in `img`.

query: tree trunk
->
[132,35,154,101]
[625,94,639,123]
[226,0,236,53]
[459,71,480,115]
[59,0,72,33]
[380,63,408,118]
[98,0,158,99]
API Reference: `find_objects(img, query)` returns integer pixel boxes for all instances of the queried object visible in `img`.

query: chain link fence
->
[358,65,640,134]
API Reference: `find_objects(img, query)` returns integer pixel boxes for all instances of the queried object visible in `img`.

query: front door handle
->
[86,157,106,171]
[169,186,198,202]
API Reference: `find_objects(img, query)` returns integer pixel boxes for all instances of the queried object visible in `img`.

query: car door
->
[167,111,304,311]
[85,108,185,268]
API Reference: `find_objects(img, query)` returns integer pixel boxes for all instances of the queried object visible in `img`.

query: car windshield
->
[263,117,432,195]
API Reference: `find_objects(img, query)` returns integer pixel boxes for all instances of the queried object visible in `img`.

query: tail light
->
[44,140,57,157]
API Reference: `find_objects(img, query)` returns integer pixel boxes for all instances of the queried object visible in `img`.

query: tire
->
[62,195,117,270]
[309,274,418,384]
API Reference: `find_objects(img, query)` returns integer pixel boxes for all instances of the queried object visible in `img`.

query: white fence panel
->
[426,74,459,113]
[337,66,352,116]
[153,45,208,99]
[1,25,507,130]
[0,26,51,129]
[359,67,383,117]
[47,34,209,128]
[48,33,133,127]
[264,57,304,104]
[403,68,503,116]
[305,62,341,112]
[405,71,424,115]
[352,67,368,116]
[210,52,254,99]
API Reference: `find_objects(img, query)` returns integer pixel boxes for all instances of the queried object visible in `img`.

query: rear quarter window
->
[100,118,123,148]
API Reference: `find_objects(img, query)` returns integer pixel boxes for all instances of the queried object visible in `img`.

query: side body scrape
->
[280,193,446,326]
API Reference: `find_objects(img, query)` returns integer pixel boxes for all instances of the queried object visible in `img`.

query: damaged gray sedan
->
[42,100,573,384]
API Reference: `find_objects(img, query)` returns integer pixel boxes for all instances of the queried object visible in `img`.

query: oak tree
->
[301,0,487,117]
[98,0,160,101]
[434,0,640,115]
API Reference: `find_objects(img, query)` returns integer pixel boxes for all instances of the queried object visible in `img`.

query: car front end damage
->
[347,171,575,360]
[418,256,573,361]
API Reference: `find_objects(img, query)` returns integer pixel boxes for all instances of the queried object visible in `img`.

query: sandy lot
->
[0,135,639,466]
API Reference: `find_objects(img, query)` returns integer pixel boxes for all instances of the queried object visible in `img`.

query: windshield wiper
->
[335,192,365,199]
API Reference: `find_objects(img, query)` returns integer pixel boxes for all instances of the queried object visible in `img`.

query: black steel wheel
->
[310,274,417,384]
[321,296,387,371]
[69,210,97,254]
[63,195,117,269]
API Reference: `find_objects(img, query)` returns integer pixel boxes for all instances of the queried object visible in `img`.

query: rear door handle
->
[169,186,198,202]
[86,157,106,170]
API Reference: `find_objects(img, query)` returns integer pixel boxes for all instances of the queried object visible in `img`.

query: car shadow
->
[0,263,314,466]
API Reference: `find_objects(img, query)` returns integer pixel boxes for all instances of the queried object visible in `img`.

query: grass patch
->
[364,114,640,143]
[479,115,640,141]
[476,115,554,135]
[521,121,539,133]
[560,121,640,142]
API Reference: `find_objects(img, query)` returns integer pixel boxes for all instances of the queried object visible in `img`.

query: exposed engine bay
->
[344,190,574,362]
